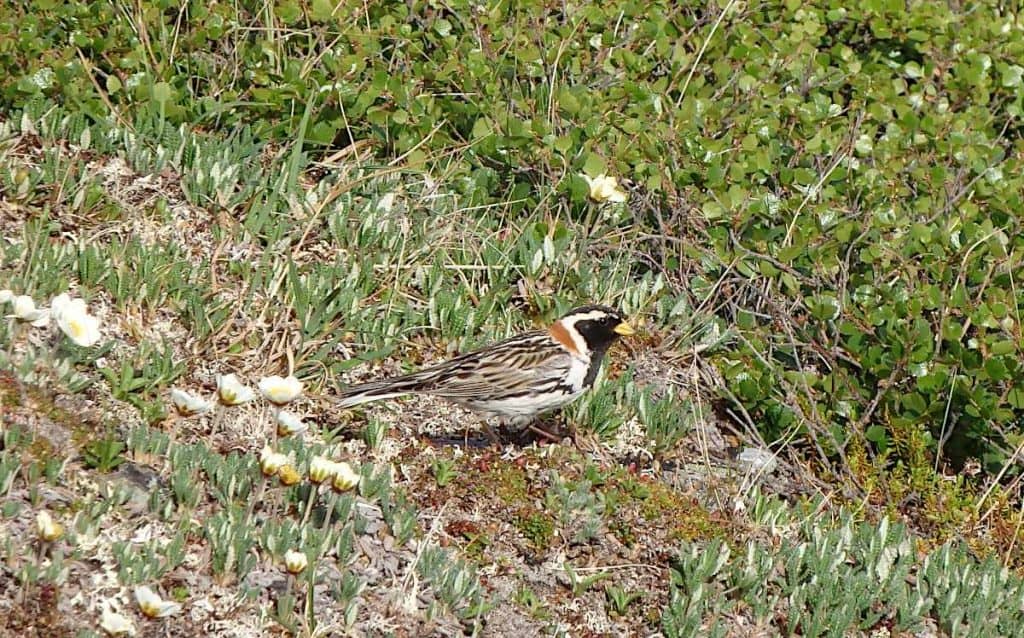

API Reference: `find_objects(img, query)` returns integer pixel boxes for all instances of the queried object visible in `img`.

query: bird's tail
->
[336,374,427,408]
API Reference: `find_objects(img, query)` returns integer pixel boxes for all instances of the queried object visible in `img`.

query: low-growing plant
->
[112,526,186,585]
[333,571,365,629]
[563,372,636,439]
[513,585,549,620]
[638,388,693,456]
[206,504,258,584]
[415,545,489,623]
[99,341,181,424]
[563,562,610,596]
[431,458,457,487]
[81,434,125,473]
[605,584,643,617]
[545,471,605,544]
[516,511,555,550]
[0,450,20,497]
[362,417,388,452]
[662,510,1024,636]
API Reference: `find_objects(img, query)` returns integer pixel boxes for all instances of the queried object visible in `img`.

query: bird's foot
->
[480,421,503,447]
[527,423,563,443]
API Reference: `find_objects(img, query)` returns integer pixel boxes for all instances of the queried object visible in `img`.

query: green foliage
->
[516,511,555,550]
[662,513,1024,637]
[1,0,696,195]
[563,562,610,596]
[206,504,258,581]
[3,0,1024,480]
[682,2,1024,472]
[605,584,643,617]
[81,433,125,473]
[112,525,186,585]
[0,444,21,497]
[564,370,637,438]
[638,388,693,456]
[415,545,489,624]
[4,0,1024,630]
[431,458,457,487]
[545,471,605,544]
[98,341,182,424]
[361,417,388,451]
[513,585,550,620]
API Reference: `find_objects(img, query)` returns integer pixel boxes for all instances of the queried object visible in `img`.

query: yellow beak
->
[614,321,636,337]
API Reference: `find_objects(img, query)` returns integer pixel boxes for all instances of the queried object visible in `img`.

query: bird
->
[336,304,635,439]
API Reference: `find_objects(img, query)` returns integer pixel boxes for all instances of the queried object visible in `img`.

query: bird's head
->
[552,304,634,357]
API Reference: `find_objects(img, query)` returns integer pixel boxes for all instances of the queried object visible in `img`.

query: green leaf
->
[990,340,1016,356]
[433,18,452,37]
[310,0,335,22]
[152,81,172,105]
[276,0,302,24]
[557,86,580,115]
[471,117,492,139]
[901,392,927,415]
[582,153,606,176]
[984,357,1007,381]
[865,425,887,445]
[1008,388,1024,409]
[552,135,574,155]
[567,175,589,202]
[701,201,724,220]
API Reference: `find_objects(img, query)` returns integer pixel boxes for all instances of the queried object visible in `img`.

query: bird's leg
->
[481,420,502,447]
[527,417,563,443]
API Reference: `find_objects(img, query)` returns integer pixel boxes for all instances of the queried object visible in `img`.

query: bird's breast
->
[564,355,592,391]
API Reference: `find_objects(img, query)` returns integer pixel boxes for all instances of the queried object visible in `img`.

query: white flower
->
[36,510,64,542]
[330,461,360,492]
[10,295,49,327]
[276,410,308,436]
[0,290,12,304]
[51,293,101,347]
[100,606,136,636]
[170,388,212,416]
[259,445,290,476]
[582,173,628,203]
[50,293,80,321]
[133,585,181,618]
[258,375,303,404]
[284,549,308,574]
[308,456,337,484]
[216,373,255,406]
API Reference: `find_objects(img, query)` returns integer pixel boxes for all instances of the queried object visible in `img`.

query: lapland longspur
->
[337,305,634,435]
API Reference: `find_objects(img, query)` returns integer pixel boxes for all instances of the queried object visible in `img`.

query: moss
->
[609,519,636,547]
[467,457,535,506]
[842,428,1024,571]
[24,435,54,464]
[606,472,732,544]
[1,582,67,636]
[446,519,491,561]
[0,371,21,408]
[515,510,555,550]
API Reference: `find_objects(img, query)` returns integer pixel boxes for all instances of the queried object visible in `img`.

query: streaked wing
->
[416,331,571,400]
